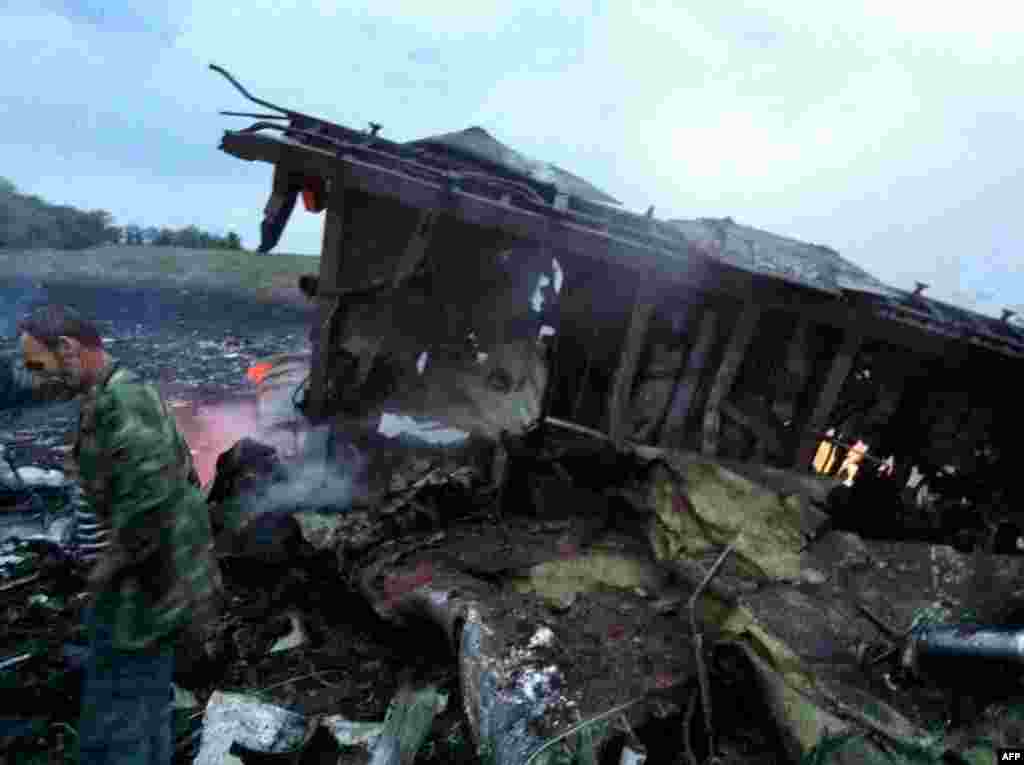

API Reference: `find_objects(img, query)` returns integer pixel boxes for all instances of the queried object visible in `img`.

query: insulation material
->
[647,453,805,581]
[636,450,985,763]
[510,550,667,609]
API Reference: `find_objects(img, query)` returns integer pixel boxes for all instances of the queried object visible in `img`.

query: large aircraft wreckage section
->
[203,66,1024,764]
[213,65,1023,506]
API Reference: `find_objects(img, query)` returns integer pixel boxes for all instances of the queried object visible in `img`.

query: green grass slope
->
[0,246,319,302]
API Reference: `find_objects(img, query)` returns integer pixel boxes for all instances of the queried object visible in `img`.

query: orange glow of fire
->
[172,398,263,486]
[247,362,274,385]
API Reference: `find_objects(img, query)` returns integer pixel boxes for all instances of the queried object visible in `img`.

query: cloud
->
[2,1,1022,318]
[408,47,442,66]
[4,7,94,68]
[39,0,184,40]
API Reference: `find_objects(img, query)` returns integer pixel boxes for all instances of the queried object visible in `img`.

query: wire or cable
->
[212,64,559,210]
[209,64,296,120]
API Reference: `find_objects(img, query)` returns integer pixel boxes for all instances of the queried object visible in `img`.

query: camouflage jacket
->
[77,362,222,651]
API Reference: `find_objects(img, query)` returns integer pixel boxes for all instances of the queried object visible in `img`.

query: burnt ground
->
[1,278,315,474]
[0,277,496,764]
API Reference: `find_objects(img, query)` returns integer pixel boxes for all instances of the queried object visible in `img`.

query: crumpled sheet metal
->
[194,691,315,764]
[399,345,548,442]
[250,334,548,445]
[665,217,901,300]
[194,690,446,764]
[458,607,564,765]
[320,241,555,443]
[410,126,622,206]
[359,563,592,765]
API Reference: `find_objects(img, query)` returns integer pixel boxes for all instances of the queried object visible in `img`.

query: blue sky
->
[2,0,1022,319]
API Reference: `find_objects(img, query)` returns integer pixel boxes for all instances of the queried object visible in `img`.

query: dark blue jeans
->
[77,606,175,765]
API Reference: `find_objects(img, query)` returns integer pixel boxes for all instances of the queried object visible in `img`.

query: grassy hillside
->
[0,246,319,302]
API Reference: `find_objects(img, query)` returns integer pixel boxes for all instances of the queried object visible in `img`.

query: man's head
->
[17,305,107,394]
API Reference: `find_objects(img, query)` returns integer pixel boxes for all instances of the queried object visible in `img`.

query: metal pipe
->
[903,624,1024,677]
[0,652,33,671]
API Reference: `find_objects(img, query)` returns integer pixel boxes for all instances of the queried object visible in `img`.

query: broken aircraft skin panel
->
[209,67,612,445]
[246,230,561,447]
[303,240,560,443]
[406,126,623,207]
[666,217,900,300]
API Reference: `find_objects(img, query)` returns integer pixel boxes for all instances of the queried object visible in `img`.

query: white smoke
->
[180,398,367,515]
[249,441,364,515]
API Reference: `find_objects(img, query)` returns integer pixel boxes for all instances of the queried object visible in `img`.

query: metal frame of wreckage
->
[211,66,1024,455]
[209,64,741,432]
[210,65,719,281]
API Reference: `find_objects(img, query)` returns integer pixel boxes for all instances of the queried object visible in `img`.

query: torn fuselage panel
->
[307,199,561,442]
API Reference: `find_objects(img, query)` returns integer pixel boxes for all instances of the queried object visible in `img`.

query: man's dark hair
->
[16,305,103,350]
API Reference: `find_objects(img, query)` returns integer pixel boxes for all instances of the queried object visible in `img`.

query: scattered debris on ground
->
[5,409,1024,764]
[2,275,1023,764]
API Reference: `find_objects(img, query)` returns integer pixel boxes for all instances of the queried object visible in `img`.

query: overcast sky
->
[3,1,1022,319]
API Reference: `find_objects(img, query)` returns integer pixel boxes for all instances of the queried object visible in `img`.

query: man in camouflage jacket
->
[5,305,222,764]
